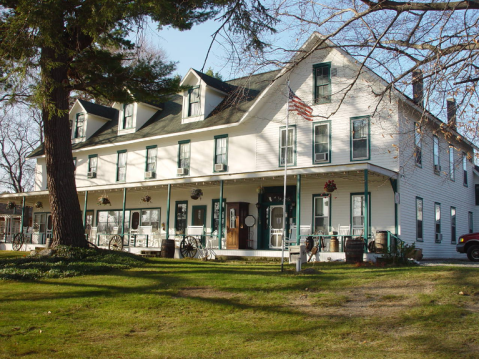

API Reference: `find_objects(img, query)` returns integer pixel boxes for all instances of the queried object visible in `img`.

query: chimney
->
[412,70,424,107]
[447,98,457,131]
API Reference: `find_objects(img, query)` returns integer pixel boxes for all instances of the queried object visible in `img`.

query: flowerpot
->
[191,195,199,200]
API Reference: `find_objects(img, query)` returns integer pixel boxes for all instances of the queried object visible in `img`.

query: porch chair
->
[338,225,350,235]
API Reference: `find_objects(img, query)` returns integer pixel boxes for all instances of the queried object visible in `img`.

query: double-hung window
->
[414,122,422,166]
[351,116,370,161]
[145,145,157,178]
[141,208,160,231]
[188,86,201,117]
[433,135,440,174]
[123,104,134,129]
[451,207,456,244]
[279,126,296,166]
[214,135,228,171]
[116,150,127,182]
[435,202,441,243]
[313,122,330,164]
[313,195,330,234]
[73,113,85,139]
[313,63,331,104]
[449,145,455,181]
[351,193,371,234]
[88,155,98,178]
[463,152,468,186]
[416,197,423,241]
[178,140,190,175]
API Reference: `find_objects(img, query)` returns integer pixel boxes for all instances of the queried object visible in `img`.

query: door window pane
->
[313,196,329,234]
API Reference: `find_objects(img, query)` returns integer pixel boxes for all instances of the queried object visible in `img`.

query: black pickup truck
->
[456,233,479,262]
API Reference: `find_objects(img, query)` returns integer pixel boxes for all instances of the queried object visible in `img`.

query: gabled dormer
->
[113,100,162,135]
[180,69,234,124]
[70,100,118,144]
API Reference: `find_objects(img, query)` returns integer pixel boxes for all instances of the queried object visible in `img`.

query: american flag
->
[288,86,313,121]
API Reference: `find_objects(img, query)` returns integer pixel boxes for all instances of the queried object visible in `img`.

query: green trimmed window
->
[211,199,226,233]
[351,116,370,161]
[313,195,330,234]
[73,113,85,139]
[463,152,468,186]
[351,193,371,234]
[451,207,456,244]
[188,86,200,117]
[416,197,423,241]
[279,126,296,166]
[88,155,98,177]
[178,140,190,175]
[175,201,188,235]
[116,150,127,182]
[145,146,157,176]
[313,63,331,104]
[434,202,441,243]
[214,135,228,171]
[449,145,455,181]
[141,208,160,231]
[97,210,131,234]
[433,135,440,174]
[123,104,134,129]
[414,122,422,166]
[313,122,330,163]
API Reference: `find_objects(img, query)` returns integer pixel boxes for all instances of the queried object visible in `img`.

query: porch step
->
[138,250,161,257]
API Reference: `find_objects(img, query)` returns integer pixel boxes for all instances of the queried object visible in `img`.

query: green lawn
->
[1,251,478,359]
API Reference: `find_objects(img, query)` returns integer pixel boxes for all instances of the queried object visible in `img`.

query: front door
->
[226,203,239,249]
[131,211,140,231]
[269,205,284,249]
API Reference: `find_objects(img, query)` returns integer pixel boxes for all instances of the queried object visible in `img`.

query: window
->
[175,201,188,234]
[313,63,331,104]
[141,208,160,231]
[475,184,479,206]
[416,197,423,241]
[468,211,473,234]
[435,202,441,243]
[351,116,370,161]
[211,199,226,233]
[463,152,468,186]
[145,146,157,176]
[214,135,228,171]
[451,207,456,244]
[116,150,127,182]
[313,122,330,164]
[178,140,190,175]
[188,86,200,117]
[123,104,134,129]
[313,195,330,234]
[97,210,131,234]
[88,155,98,175]
[433,135,440,174]
[449,145,455,181]
[73,113,85,139]
[414,122,422,166]
[351,193,371,234]
[33,213,47,234]
[279,126,296,166]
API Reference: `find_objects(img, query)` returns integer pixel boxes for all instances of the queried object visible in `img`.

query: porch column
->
[82,191,88,229]
[218,180,224,250]
[20,196,26,234]
[364,169,369,245]
[121,188,127,236]
[166,184,171,240]
[296,175,301,245]
[389,178,399,236]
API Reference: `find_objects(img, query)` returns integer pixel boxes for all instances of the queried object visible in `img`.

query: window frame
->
[73,112,85,139]
[122,103,134,130]
[177,140,191,175]
[96,209,131,234]
[312,121,331,164]
[88,154,98,174]
[140,207,161,232]
[313,62,331,105]
[350,192,372,234]
[175,201,188,235]
[211,198,226,233]
[449,145,455,181]
[116,150,127,182]
[450,207,456,244]
[463,152,468,187]
[350,116,371,161]
[434,202,441,243]
[279,125,297,167]
[187,86,200,117]
[414,122,422,167]
[145,145,157,177]
[433,135,440,175]
[416,197,423,242]
[312,194,331,234]
[213,134,228,172]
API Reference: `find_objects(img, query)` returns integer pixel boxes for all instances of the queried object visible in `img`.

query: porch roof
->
[0,162,396,205]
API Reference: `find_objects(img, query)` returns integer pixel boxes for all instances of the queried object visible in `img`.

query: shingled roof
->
[28,70,279,158]
[78,99,118,120]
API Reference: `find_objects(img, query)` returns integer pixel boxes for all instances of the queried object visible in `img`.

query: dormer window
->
[73,113,85,139]
[123,104,134,129]
[188,86,201,117]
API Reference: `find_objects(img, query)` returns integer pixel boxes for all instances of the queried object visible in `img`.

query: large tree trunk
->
[41,47,87,248]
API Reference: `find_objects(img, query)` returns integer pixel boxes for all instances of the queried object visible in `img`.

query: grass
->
[0,251,478,358]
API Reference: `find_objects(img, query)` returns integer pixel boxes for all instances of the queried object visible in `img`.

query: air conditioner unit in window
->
[145,171,155,179]
[87,171,96,178]
[177,168,188,175]
[215,163,226,172]
[434,164,441,172]
[315,152,328,162]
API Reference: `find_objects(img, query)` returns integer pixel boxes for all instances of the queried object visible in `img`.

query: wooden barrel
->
[345,237,364,263]
[330,236,339,252]
[161,239,175,258]
[375,231,388,253]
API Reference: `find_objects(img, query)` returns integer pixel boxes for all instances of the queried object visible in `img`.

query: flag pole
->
[281,81,290,272]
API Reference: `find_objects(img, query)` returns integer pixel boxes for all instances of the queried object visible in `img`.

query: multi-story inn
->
[1,33,477,259]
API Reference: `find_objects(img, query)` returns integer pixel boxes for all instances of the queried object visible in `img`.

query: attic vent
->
[330,68,338,77]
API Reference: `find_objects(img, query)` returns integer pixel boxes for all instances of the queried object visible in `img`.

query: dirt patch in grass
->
[177,286,239,299]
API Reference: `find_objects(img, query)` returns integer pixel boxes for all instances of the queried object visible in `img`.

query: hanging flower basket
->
[190,188,203,200]
[324,180,337,193]
[141,195,152,203]
[34,201,43,209]
[97,195,111,206]
[6,201,16,210]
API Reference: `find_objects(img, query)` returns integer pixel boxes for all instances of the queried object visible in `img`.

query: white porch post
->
[364,169,369,246]
[219,180,224,249]
[166,184,171,240]
[296,175,301,245]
